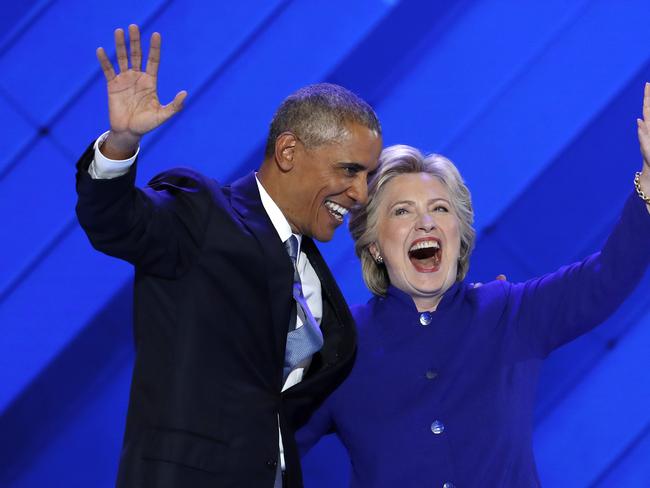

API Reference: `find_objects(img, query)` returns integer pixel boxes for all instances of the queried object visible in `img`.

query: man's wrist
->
[100,131,141,160]
[90,131,139,179]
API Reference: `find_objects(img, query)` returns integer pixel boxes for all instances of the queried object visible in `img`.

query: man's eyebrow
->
[338,162,367,170]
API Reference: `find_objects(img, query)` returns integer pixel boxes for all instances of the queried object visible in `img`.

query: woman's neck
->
[412,294,443,312]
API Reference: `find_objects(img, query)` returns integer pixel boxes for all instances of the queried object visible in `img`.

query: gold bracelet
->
[634,171,650,205]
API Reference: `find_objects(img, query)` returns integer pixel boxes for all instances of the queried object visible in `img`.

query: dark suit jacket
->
[75,142,356,488]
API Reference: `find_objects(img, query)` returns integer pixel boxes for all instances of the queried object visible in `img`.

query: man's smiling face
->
[284,122,382,242]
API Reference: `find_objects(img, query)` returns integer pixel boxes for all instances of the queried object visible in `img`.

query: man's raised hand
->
[96,24,187,159]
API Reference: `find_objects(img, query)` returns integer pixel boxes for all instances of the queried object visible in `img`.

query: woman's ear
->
[369,243,383,263]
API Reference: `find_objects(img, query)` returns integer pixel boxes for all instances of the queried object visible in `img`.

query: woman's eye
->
[394,208,409,216]
[434,205,449,213]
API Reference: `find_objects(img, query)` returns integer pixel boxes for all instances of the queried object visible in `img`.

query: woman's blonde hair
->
[349,144,475,296]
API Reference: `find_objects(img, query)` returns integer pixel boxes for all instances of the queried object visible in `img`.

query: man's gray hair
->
[349,144,476,296]
[265,83,381,157]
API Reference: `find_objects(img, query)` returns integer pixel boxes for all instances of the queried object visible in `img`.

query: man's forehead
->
[336,127,381,159]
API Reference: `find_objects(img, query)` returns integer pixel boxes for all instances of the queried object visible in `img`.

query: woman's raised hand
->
[96,24,187,159]
[637,83,650,169]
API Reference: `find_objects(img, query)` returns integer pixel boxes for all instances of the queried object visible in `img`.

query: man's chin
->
[311,224,338,242]
[312,231,335,243]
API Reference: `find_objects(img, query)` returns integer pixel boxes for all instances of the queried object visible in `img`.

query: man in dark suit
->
[75,25,382,487]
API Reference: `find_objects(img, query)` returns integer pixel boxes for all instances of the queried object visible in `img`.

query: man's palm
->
[97,25,186,141]
[107,70,167,136]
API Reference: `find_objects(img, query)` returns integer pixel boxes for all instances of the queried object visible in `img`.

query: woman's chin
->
[404,272,455,301]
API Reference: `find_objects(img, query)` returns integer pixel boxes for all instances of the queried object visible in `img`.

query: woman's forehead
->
[381,173,450,202]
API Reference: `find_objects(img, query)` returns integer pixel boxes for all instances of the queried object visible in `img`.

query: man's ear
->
[274,132,299,172]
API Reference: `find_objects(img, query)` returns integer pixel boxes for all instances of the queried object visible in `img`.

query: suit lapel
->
[291,237,357,389]
[301,237,350,328]
[230,172,294,359]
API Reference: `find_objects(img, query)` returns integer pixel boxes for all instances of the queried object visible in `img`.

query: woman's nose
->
[416,213,436,231]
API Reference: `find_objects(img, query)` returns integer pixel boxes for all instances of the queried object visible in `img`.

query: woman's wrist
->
[633,169,650,205]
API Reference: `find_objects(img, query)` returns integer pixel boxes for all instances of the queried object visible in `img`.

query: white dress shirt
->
[89,131,323,472]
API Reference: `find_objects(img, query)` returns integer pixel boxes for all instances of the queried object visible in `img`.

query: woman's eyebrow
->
[389,200,415,208]
[389,197,450,208]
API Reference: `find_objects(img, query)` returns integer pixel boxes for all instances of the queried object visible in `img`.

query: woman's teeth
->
[408,240,442,269]
[409,240,440,252]
[325,201,348,222]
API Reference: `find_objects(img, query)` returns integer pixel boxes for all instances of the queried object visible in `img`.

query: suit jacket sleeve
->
[75,141,214,278]
[508,191,650,358]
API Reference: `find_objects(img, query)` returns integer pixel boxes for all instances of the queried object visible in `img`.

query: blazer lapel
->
[230,172,294,359]
[301,237,351,328]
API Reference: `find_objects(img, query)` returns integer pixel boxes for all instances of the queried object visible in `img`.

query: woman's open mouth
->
[408,238,442,272]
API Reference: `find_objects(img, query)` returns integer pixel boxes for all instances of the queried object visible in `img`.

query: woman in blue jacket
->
[296,84,650,487]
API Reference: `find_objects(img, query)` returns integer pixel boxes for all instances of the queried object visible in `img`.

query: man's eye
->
[343,166,358,176]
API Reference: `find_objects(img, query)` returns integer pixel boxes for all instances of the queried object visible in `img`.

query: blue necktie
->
[282,235,324,380]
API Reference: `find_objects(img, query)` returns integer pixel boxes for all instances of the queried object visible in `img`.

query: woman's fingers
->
[637,118,650,167]
[643,83,650,123]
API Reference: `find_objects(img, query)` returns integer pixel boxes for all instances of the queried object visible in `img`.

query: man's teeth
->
[409,240,440,252]
[325,201,348,220]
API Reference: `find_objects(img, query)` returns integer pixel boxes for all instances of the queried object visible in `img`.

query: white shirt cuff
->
[88,130,140,179]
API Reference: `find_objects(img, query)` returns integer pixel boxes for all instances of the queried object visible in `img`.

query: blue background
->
[2,0,650,486]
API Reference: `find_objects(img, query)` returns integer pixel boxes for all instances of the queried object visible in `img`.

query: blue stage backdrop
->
[2,1,650,486]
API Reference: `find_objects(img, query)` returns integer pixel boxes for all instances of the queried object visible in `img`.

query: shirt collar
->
[255,174,302,251]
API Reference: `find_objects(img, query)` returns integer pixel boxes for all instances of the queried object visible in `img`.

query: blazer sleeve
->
[509,191,650,358]
[295,397,336,457]
[75,141,214,278]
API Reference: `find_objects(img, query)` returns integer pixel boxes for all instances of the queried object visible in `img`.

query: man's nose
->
[348,174,368,204]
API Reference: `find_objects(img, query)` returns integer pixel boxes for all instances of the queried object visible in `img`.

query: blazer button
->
[266,459,278,470]
[425,370,438,380]
[419,312,432,326]
[430,420,445,434]
[443,483,456,488]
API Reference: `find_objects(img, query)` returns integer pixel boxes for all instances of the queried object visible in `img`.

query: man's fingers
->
[145,32,162,77]
[129,24,142,72]
[173,90,188,108]
[114,28,129,73]
[170,90,188,112]
[160,90,188,121]
[96,47,116,81]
